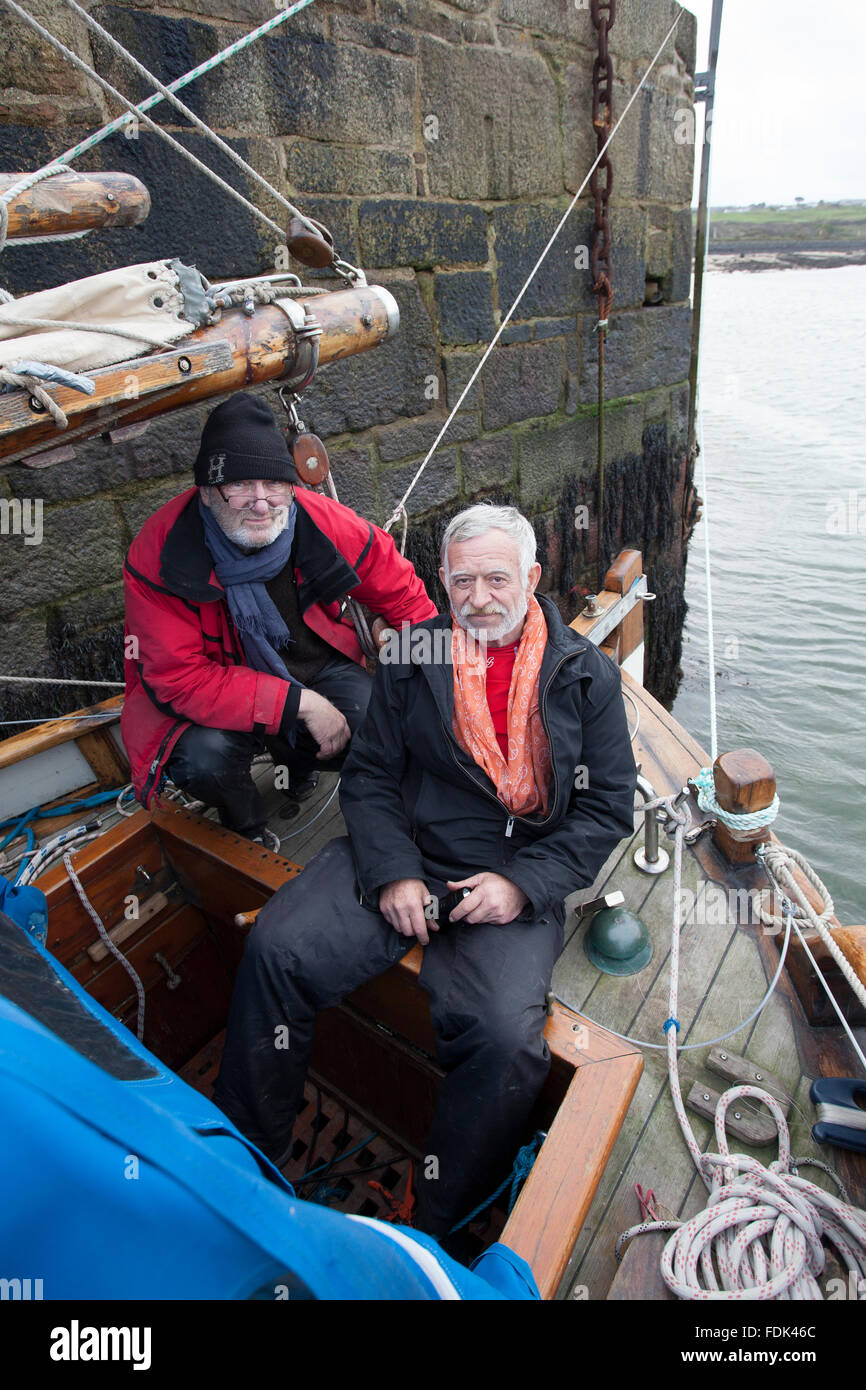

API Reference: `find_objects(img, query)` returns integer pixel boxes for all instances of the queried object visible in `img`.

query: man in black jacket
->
[213,503,637,1240]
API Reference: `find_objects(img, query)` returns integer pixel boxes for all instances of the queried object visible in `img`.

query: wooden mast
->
[0,282,399,467]
[0,172,151,239]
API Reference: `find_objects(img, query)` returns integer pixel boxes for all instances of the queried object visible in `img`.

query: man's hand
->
[379,877,436,946]
[297,689,351,760]
[445,873,529,925]
[370,616,391,650]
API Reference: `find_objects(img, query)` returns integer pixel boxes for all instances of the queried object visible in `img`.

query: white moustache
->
[459,601,508,618]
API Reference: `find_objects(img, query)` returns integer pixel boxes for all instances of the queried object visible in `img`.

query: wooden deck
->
[252,678,866,1301]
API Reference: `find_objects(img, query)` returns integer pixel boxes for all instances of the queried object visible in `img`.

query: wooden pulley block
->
[285,215,335,268]
[290,432,330,486]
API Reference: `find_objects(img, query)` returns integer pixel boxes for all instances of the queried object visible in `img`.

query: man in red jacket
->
[121,392,436,841]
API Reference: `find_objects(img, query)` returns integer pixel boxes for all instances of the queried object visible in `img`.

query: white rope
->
[553,799,795,1053]
[4,229,90,246]
[116,783,138,818]
[0,710,120,727]
[382,8,683,532]
[0,0,316,208]
[615,823,866,1299]
[0,307,172,347]
[0,675,124,688]
[622,686,640,742]
[59,0,311,229]
[759,841,866,1013]
[63,849,145,1040]
[1,163,75,300]
[816,1103,866,1132]
[0,366,69,426]
[3,0,286,242]
[15,826,101,885]
[278,776,341,840]
[696,417,719,762]
[787,920,866,1072]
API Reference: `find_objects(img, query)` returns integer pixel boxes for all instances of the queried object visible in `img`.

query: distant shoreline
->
[707,246,866,273]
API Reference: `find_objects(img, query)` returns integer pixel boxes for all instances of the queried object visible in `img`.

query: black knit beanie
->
[193,393,299,487]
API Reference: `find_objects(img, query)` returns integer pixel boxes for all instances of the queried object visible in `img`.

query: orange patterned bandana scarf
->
[451,594,551,816]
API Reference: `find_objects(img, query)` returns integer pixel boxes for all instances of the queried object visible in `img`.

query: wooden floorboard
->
[250,760,345,868]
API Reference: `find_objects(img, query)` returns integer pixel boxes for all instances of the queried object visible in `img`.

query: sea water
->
[672,264,866,925]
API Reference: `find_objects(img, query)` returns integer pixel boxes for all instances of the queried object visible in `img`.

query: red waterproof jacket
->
[121,486,437,806]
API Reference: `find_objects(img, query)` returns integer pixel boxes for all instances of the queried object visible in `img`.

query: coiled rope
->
[615,817,866,1299]
[692,765,780,834]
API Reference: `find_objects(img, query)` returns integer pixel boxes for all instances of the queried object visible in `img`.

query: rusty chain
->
[590,0,615,321]
[590,1,615,583]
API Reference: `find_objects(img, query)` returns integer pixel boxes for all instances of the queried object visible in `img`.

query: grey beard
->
[454,593,528,645]
[207,491,290,549]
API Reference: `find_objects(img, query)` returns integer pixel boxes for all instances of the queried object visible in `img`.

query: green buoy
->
[584,905,653,977]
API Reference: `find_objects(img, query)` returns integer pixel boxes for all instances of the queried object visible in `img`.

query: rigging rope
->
[58,0,315,232]
[382,8,683,535]
[692,80,720,762]
[758,840,866,1022]
[3,0,286,242]
[0,0,317,208]
[1,162,75,301]
[0,675,123,688]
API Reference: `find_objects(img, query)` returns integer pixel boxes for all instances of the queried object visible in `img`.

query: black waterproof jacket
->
[339,595,637,920]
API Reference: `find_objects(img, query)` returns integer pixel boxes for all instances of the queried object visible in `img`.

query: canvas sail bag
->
[0,260,205,372]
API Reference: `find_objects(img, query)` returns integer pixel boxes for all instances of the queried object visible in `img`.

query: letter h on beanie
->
[194,393,300,487]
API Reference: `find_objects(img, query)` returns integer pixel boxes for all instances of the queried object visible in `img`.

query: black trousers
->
[212,836,563,1238]
[164,656,372,837]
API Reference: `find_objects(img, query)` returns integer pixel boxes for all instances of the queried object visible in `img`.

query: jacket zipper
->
[436,649,576,836]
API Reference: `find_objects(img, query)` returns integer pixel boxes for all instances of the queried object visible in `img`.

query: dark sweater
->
[265,559,334,685]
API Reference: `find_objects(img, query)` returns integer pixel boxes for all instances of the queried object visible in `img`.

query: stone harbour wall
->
[0,0,698,727]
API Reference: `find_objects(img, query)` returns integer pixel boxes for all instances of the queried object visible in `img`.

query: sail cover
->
[0,260,205,373]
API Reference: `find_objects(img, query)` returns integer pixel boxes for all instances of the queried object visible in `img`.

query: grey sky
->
[684,0,866,205]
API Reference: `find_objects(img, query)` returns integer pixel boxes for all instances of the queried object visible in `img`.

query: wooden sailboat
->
[1,546,863,1298]
[1,6,864,1302]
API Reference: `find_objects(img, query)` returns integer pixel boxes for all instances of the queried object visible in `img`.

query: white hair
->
[440,504,537,584]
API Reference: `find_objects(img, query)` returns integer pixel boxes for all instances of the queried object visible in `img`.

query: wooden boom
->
[0,172,151,239]
[0,283,399,466]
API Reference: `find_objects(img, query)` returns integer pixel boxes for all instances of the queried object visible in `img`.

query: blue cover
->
[0,914,539,1301]
[0,872,48,944]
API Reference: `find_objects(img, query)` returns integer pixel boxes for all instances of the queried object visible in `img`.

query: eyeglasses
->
[217,481,294,506]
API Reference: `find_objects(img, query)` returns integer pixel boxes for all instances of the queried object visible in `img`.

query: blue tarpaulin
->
[0,910,539,1301]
